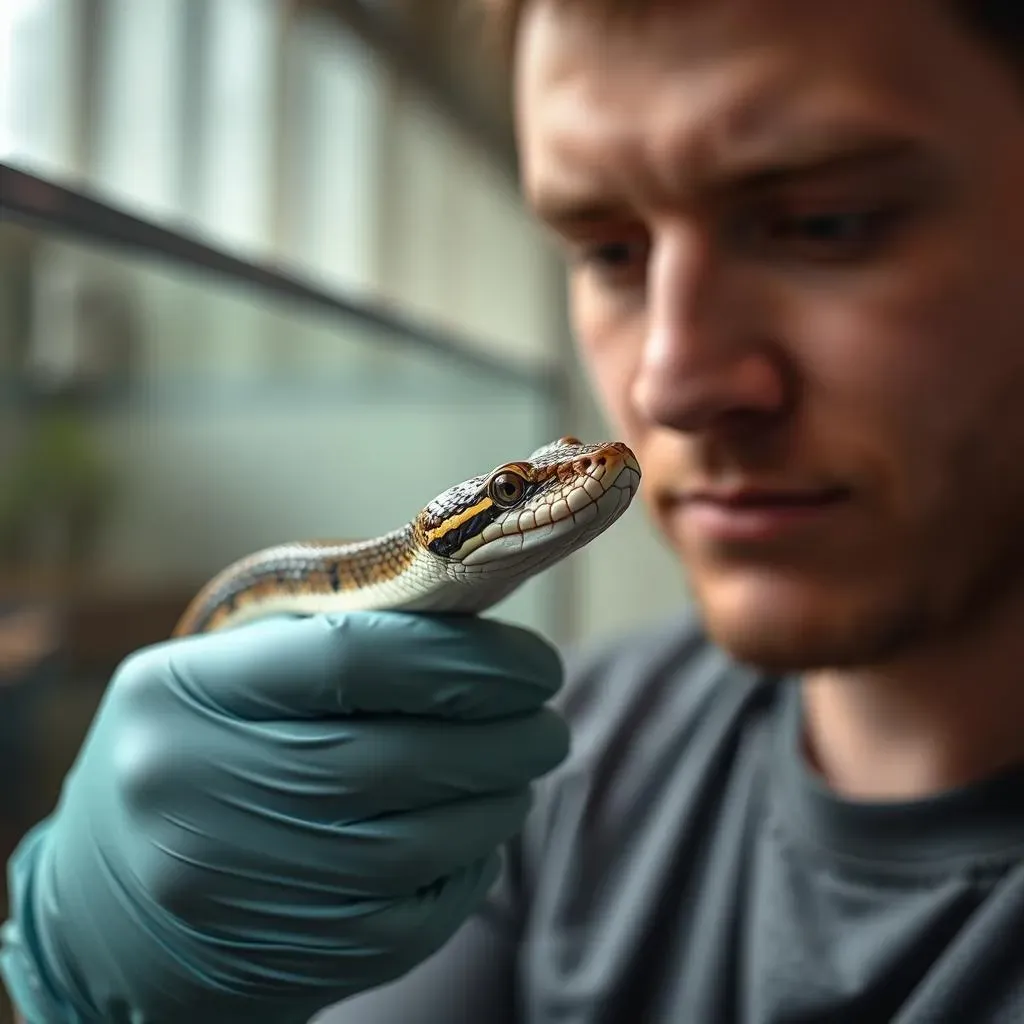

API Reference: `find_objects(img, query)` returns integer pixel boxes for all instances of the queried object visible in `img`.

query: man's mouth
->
[672,485,851,542]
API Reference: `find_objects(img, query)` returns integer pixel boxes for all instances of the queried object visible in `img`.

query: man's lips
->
[682,485,849,507]
[670,486,851,542]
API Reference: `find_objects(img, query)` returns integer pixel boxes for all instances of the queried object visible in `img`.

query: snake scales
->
[173,436,641,636]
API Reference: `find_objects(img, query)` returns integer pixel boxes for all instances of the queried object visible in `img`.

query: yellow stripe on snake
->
[173,437,642,636]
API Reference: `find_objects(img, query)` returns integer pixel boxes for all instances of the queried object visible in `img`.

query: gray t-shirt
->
[317,612,1024,1023]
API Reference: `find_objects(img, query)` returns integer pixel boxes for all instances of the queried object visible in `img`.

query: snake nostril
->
[580,458,592,469]
[597,457,606,466]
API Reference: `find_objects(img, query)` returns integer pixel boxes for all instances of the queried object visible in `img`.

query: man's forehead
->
[514,0,968,213]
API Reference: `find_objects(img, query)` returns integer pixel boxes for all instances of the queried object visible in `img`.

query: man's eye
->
[783,210,888,242]
[739,206,906,262]
[572,239,649,276]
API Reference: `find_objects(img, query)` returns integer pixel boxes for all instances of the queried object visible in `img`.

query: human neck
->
[800,589,1024,802]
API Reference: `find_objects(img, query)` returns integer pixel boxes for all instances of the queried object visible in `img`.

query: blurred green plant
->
[0,402,115,573]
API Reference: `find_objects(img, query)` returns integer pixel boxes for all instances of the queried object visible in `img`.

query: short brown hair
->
[479,0,1024,77]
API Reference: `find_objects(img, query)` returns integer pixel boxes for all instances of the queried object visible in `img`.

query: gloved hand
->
[0,611,568,1024]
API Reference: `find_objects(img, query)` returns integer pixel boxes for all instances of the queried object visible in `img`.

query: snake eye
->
[488,470,527,507]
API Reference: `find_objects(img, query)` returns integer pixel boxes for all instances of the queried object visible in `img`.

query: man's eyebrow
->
[531,195,630,228]
[719,133,931,193]
[531,130,932,227]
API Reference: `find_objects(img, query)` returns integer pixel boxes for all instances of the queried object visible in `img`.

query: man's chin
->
[690,573,916,674]
[701,615,847,674]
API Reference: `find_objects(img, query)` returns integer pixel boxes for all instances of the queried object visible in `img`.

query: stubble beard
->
[688,502,1024,677]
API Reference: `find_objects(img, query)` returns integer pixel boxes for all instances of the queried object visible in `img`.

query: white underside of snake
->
[173,437,642,636]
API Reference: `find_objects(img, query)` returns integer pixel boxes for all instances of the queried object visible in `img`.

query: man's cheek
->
[578,336,644,438]
[572,304,648,426]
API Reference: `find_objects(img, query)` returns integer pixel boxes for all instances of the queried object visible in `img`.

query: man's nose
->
[630,231,790,433]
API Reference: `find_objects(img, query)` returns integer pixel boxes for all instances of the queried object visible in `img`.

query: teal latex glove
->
[0,612,568,1023]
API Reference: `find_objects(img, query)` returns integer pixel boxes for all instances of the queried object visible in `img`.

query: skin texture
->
[514,0,1024,797]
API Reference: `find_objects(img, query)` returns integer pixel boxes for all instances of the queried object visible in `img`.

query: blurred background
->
[0,1,689,1015]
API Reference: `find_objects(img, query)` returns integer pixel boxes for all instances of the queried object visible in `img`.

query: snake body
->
[172,437,641,636]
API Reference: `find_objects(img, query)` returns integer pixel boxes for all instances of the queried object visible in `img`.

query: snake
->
[172,436,641,636]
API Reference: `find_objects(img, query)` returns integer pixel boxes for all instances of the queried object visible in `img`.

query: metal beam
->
[0,163,561,396]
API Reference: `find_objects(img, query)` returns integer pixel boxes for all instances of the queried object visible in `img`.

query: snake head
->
[413,438,641,575]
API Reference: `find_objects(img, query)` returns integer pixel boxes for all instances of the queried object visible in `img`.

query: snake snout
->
[582,441,641,490]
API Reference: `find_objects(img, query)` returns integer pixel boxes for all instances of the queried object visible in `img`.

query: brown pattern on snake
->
[173,527,417,636]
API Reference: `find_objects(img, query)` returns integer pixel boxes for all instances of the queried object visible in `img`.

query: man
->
[4,0,1024,1021]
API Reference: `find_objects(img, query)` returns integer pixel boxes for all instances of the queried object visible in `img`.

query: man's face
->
[515,0,1024,671]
